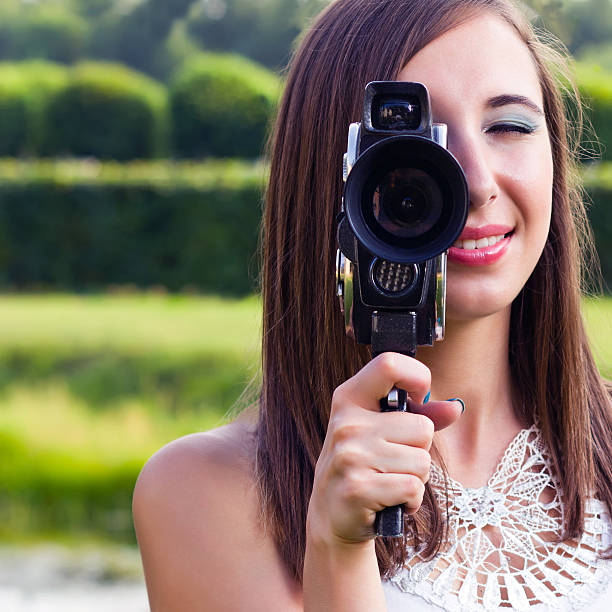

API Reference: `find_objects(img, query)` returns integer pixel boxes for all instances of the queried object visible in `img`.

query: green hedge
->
[41,62,168,160]
[0,160,265,295]
[575,63,612,161]
[170,53,281,158]
[0,9,88,64]
[0,159,609,294]
[0,56,280,160]
[0,71,29,157]
[584,163,612,291]
[0,61,69,156]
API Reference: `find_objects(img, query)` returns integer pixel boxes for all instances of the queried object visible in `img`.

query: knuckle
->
[377,352,399,379]
[330,421,363,445]
[414,448,431,479]
[404,475,425,504]
[412,414,434,444]
[341,472,367,503]
[333,442,363,472]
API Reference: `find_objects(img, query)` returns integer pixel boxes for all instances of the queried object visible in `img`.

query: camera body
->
[336,82,469,353]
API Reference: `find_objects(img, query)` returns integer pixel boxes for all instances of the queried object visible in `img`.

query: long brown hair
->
[255,0,612,582]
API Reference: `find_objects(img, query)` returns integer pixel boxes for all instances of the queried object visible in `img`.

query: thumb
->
[407,397,464,431]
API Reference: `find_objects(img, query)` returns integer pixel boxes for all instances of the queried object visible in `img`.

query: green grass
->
[583,295,612,378]
[0,293,262,542]
[0,292,262,356]
[0,292,609,543]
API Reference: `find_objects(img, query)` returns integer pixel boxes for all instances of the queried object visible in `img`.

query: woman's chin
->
[445,291,514,322]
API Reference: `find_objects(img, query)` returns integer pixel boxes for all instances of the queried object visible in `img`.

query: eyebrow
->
[487,94,544,115]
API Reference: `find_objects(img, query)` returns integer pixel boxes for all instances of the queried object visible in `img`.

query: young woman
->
[133,1,612,610]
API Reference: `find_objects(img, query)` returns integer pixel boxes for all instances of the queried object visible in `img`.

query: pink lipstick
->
[448,225,513,266]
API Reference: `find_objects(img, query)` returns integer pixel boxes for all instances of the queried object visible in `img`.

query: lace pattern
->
[388,426,612,611]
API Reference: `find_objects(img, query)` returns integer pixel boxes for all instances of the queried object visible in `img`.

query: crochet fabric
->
[388,426,612,611]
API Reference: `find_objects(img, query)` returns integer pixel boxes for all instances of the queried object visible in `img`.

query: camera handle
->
[371,310,417,538]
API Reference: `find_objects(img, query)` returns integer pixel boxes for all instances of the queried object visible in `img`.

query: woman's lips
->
[456,224,513,240]
[447,225,513,266]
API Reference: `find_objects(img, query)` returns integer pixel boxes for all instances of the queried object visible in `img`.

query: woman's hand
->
[306,352,463,548]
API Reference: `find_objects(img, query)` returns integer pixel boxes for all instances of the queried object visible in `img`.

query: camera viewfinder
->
[372,96,421,131]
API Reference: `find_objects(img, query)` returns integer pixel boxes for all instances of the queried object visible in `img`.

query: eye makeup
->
[484,113,542,134]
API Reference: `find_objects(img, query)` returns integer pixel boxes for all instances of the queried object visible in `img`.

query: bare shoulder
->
[133,417,303,611]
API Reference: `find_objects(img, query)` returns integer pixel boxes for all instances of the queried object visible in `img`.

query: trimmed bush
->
[584,163,612,292]
[0,9,88,64]
[0,61,69,155]
[0,159,265,295]
[170,53,281,158]
[0,71,28,157]
[0,158,607,294]
[40,62,169,160]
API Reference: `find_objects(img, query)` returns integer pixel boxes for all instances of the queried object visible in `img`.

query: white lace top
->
[382,426,612,611]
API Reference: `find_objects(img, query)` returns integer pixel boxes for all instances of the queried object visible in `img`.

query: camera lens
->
[371,168,443,240]
[343,135,468,263]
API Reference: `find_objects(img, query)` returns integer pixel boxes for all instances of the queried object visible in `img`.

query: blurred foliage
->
[0,293,608,542]
[0,70,29,157]
[40,62,168,160]
[1,1,612,81]
[170,53,281,158]
[575,63,612,161]
[0,1,611,80]
[577,41,612,73]
[0,61,70,155]
[524,0,612,54]
[0,2,88,64]
[0,0,331,77]
[0,293,261,541]
[88,0,195,79]
[0,159,265,294]
[0,293,261,408]
[0,157,610,293]
[0,57,279,160]
[583,163,612,291]
[185,0,330,69]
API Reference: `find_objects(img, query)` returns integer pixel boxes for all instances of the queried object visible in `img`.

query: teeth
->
[452,234,505,249]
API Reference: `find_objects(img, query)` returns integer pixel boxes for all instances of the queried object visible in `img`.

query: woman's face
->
[397,14,553,321]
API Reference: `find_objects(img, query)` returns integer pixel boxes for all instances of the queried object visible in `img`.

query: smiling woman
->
[397,15,554,320]
[133,1,612,611]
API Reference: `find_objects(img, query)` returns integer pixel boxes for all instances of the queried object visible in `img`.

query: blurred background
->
[0,0,610,609]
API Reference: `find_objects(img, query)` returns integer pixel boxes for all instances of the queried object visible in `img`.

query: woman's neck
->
[416,306,525,485]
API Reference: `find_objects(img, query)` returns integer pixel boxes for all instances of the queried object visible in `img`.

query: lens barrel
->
[343,135,468,264]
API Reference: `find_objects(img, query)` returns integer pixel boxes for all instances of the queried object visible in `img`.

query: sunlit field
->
[0,293,261,542]
[583,296,612,378]
[0,293,609,543]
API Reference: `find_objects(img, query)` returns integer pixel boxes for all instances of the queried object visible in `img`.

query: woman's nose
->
[450,138,499,210]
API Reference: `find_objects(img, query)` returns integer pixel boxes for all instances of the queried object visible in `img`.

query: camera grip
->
[374,387,409,537]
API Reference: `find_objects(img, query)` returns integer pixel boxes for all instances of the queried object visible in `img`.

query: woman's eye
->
[486,122,536,135]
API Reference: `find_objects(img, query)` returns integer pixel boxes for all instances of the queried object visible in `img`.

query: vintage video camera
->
[336,82,469,536]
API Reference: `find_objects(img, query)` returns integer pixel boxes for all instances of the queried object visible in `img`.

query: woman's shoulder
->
[133,417,256,520]
[133,414,303,611]
[136,415,256,487]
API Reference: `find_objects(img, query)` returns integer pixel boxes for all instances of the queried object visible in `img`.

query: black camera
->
[336,82,469,536]
[337,81,468,354]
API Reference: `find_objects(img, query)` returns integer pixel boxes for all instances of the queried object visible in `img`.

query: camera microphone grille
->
[373,259,415,294]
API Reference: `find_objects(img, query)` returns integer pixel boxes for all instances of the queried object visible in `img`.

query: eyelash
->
[486,123,536,135]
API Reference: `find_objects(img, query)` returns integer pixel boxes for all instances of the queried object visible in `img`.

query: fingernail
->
[424,391,430,404]
[447,398,465,413]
